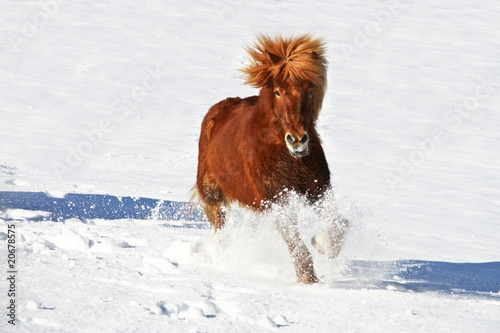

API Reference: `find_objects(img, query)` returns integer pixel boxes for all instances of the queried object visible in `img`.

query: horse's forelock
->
[242,34,326,86]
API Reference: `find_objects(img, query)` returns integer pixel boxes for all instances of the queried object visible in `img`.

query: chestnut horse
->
[195,34,348,283]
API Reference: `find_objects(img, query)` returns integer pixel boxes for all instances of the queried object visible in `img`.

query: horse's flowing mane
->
[241,34,328,119]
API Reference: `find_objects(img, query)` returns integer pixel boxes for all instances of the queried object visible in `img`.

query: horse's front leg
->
[276,218,319,284]
[312,200,349,258]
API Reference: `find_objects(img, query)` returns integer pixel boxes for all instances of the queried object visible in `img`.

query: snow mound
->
[45,229,92,252]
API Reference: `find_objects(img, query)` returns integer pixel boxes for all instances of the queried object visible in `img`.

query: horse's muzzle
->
[285,132,310,158]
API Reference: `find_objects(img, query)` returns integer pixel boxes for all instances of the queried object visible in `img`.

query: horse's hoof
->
[311,229,341,259]
[297,272,319,284]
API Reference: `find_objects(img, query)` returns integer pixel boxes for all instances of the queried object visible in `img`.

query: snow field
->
[2,207,499,332]
[1,0,500,331]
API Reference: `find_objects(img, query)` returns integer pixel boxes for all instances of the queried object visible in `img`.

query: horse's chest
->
[259,153,319,197]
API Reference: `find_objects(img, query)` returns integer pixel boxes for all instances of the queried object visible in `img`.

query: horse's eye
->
[275,90,281,97]
[309,89,315,97]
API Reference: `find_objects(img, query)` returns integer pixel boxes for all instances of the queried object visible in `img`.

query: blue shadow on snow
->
[336,260,500,297]
[0,191,206,224]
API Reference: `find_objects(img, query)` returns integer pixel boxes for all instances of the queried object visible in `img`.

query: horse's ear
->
[311,51,319,60]
[266,51,281,65]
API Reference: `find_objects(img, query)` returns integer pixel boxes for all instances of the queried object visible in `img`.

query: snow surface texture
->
[1,0,500,332]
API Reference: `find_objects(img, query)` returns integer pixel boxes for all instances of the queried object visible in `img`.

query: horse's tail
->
[187,185,203,218]
[188,184,199,204]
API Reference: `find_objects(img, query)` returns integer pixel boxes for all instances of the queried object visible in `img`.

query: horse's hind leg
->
[202,201,226,231]
[198,172,227,231]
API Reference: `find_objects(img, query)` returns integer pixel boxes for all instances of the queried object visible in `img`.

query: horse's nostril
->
[285,133,295,145]
[300,133,309,144]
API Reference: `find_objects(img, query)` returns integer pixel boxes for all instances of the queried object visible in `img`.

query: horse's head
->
[272,78,315,158]
[241,34,328,158]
